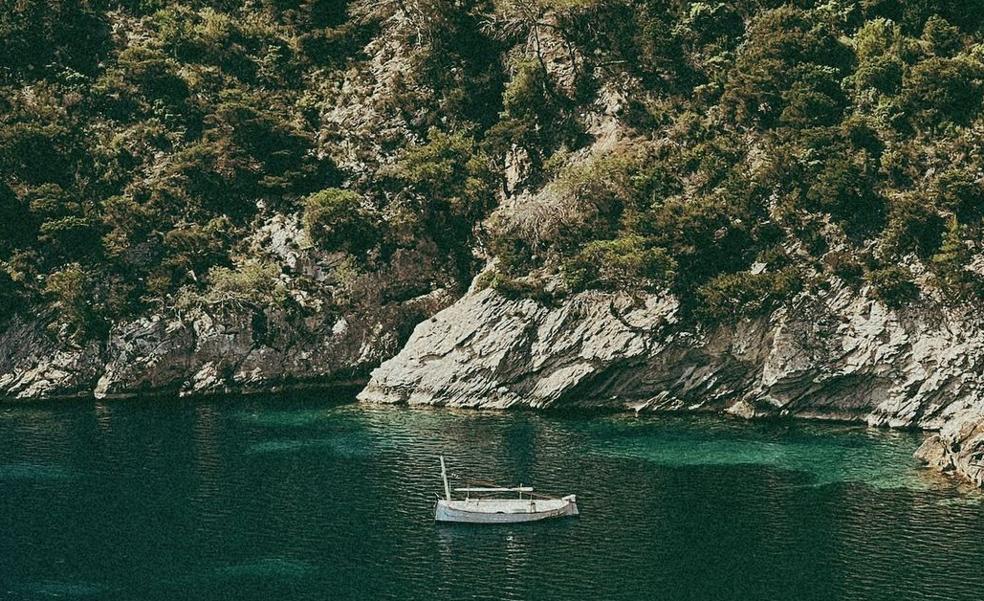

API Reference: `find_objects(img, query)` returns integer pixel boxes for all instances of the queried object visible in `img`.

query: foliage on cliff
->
[1,0,982,337]
[484,0,984,317]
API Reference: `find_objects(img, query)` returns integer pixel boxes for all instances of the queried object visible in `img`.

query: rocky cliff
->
[0,214,453,401]
[359,279,984,486]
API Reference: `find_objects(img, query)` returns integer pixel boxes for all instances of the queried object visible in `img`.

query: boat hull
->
[434,495,579,524]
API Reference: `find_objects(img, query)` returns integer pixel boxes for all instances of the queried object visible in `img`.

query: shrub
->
[848,55,904,94]
[930,219,981,300]
[0,122,76,186]
[563,236,675,292]
[902,57,984,127]
[386,129,496,280]
[203,260,287,307]
[0,183,33,257]
[0,0,110,78]
[696,269,804,321]
[302,189,379,254]
[0,266,18,324]
[805,150,886,238]
[642,191,760,295]
[824,251,865,284]
[883,194,946,258]
[934,169,984,223]
[724,6,852,128]
[44,263,102,339]
[866,265,919,307]
[922,16,962,57]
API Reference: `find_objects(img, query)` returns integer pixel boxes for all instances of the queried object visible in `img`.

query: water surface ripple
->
[1,397,982,601]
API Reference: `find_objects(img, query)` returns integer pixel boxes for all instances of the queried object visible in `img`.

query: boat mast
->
[440,456,451,501]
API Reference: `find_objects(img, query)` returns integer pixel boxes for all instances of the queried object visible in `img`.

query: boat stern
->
[563,494,579,517]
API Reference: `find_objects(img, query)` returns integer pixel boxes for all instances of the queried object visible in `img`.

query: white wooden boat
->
[434,456,579,524]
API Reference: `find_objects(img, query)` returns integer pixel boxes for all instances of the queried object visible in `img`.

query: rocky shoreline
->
[359,282,984,488]
[3,279,983,489]
[0,295,443,402]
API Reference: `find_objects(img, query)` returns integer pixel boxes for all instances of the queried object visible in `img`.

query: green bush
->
[883,194,947,258]
[0,122,76,186]
[0,0,110,78]
[866,265,919,307]
[302,189,380,255]
[44,263,103,339]
[0,183,33,257]
[386,128,496,280]
[934,168,984,223]
[922,16,962,57]
[696,269,804,322]
[724,6,852,128]
[3,0,984,337]
[563,236,675,292]
[902,56,984,127]
[930,219,981,300]
[203,260,286,307]
[824,251,865,284]
[805,150,886,238]
[0,266,18,324]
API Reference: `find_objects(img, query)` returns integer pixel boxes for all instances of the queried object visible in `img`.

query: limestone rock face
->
[361,282,984,428]
[0,317,104,400]
[89,291,449,399]
[361,280,984,486]
[915,410,984,488]
[0,289,450,402]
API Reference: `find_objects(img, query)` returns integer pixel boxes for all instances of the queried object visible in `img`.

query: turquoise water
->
[2,397,983,600]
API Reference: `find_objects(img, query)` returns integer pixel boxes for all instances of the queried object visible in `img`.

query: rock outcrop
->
[915,410,984,488]
[360,282,983,426]
[90,289,449,399]
[0,318,104,400]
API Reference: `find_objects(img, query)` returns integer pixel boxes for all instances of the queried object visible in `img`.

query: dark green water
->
[2,396,983,601]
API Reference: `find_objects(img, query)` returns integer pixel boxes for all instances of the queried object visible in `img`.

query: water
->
[2,396,983,601]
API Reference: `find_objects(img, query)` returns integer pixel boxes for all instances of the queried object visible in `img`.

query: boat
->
[433,456,579,524]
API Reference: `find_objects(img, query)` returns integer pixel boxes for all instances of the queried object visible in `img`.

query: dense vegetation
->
[482,0,984,318]
[1,0,982,339]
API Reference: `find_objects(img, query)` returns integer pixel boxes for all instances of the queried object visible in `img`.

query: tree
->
[386,128,496,280]
[44,263,102,339]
